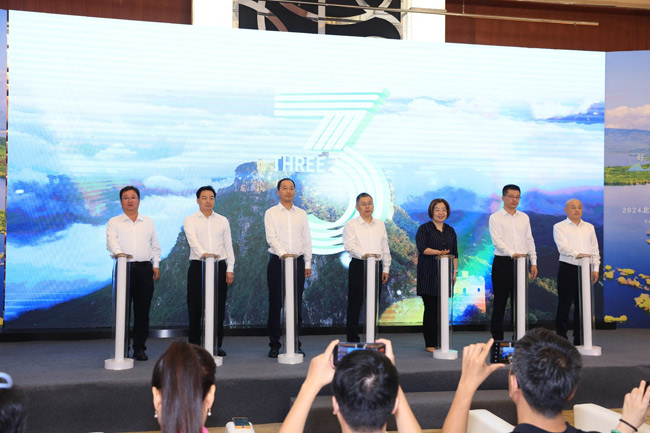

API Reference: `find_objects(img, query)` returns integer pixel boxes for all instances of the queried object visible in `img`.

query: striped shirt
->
[416,221,458,296]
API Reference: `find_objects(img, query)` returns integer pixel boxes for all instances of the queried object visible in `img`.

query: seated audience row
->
[151,328,650,433]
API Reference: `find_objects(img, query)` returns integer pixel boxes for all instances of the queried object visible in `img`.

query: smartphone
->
[232,417,251,429]
[491,340,515,364]
[333,342,386,366]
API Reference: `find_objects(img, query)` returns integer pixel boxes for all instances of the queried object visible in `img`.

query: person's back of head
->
[0,373,27,433]
[331,349,399,433]
[512,327,582,417]
[151,342,216,433]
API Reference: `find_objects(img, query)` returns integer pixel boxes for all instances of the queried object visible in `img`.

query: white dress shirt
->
[264,203,312,269]
[553,218,600,269]
[183,211,235,273]
[489,208,537,265]
[106,213,161,267]
[343,216,391,273]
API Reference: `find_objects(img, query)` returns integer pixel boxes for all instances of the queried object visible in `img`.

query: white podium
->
[105,254,134,370]
[364,255,381,343]
[576,255,601,356]
[278,255,303,365]
[513,256,529,341]
[202,255,223,366]
[434,255,457,360]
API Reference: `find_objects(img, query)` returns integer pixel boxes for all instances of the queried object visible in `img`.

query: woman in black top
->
[416,198,458,351]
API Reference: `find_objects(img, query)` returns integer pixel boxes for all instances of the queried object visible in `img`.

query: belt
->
[270,254,304,260]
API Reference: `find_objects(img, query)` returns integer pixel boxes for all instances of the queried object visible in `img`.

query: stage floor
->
[2,329,649,433]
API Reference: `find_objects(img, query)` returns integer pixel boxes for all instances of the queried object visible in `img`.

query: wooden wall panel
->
[0,0,647,51]
[445,0,650,51]
[0,0,192,24]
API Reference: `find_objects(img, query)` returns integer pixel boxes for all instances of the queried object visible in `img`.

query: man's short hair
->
[356,192,372,204]
[427,198,450,220]
[512,327,582,417]
[120,186,140,200]
[277,178,295,190]
[502,184,521,196]
[332,350,399,432]
[195,185,216,198]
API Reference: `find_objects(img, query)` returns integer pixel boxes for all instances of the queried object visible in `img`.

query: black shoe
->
[297,348,305,356]
[268,347,279,358]
[217,347,227,357]
[133,349,148,361]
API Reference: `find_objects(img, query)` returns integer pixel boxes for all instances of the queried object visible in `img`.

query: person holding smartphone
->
[279,339,422,433]
[416,198,458,352]
[442,328,650,433]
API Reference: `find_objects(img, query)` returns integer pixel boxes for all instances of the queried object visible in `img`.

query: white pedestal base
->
[104,358,134,370]
[576,345,601,356]
[214,355,223,367]
[433,349,458,360]
[278,353,304,364]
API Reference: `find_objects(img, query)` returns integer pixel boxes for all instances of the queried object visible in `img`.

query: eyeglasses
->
[505,195,521,200]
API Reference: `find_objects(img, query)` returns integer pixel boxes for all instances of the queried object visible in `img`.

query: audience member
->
[279,339,422,433]
[442,327,650,433]
[151,342,216,433]
[0,372,27,433]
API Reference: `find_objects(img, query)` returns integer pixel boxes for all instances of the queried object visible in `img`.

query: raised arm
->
[441,339,504,433]
[616,380,650,433]
[375,338,423,433]
[278,340,339,433]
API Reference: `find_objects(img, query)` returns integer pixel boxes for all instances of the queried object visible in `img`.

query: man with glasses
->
[488,184,537,341]
[342,193,391,342]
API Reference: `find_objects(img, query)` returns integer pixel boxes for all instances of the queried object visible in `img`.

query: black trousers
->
[267,254,305,349]
[187,259,228,347]
[490,255,515,340]
[346,258,381,342]
[421,294,440,348]
[128,262,154,352]
[556,261,582,345]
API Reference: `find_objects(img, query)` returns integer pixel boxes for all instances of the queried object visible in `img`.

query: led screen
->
[5,11,605,329]
[603,50,650,327]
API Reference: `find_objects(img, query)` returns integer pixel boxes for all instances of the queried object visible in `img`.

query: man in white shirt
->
[342,193,391,342]
[184,186,235,356]
[106,186,161,361]
[264,178,312,358]
[489,184,537,341]
[553,198,600,345]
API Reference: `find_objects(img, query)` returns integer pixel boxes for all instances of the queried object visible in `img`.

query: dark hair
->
[332,350,399,432]
[276,178,295,190]
[502,184,521,196]
[0,376,27,433]
[356,192,372,204]
[152,342,217,433]
[120,185,140,200]
[195,186,216,199]
[512,327,582,417]
[427,198,450,220]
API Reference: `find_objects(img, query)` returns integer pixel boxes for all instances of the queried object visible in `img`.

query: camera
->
[491,340,515,364]
[333,342,386,366]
